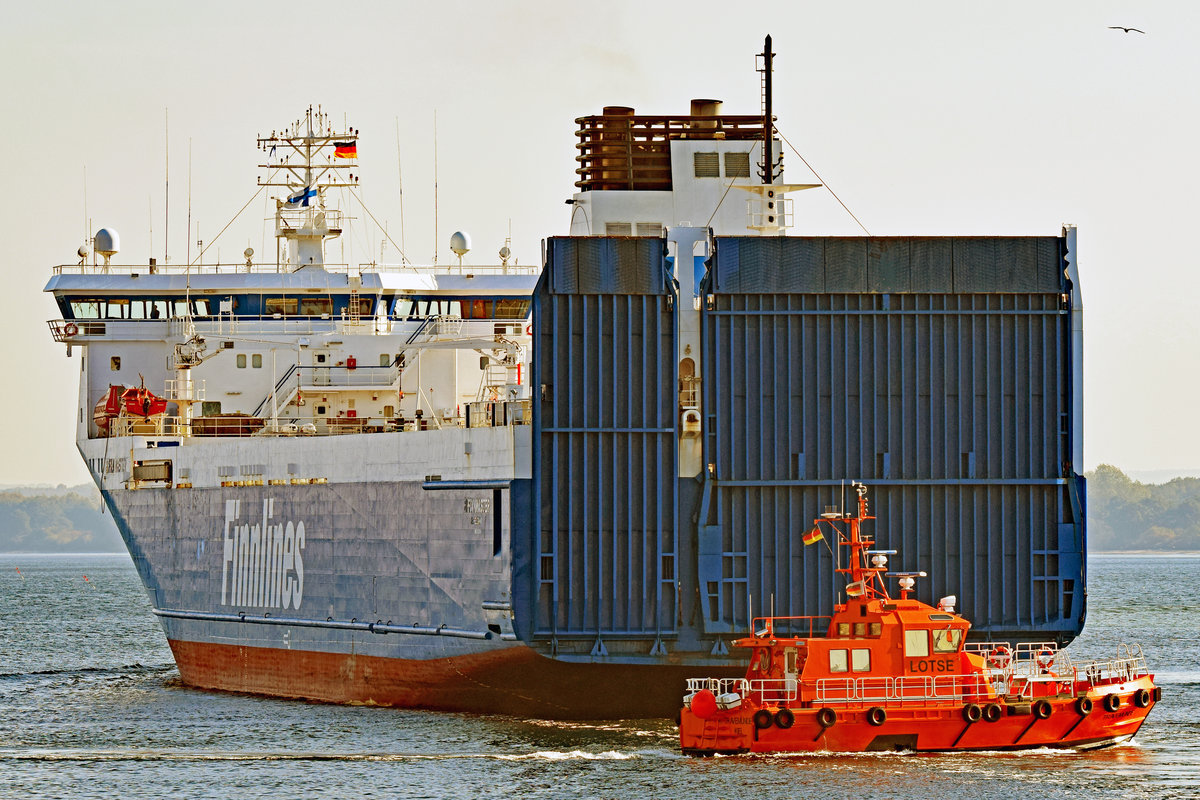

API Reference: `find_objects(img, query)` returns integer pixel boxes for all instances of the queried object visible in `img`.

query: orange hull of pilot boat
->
[679,483,1159,755]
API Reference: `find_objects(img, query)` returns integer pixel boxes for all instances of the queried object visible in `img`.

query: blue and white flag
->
[286,186,317,207]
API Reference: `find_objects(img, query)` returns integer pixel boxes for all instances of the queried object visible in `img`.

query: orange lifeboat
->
[679,482,1158,755]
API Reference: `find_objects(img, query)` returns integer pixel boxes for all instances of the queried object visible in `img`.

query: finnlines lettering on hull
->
[222,499,306,610]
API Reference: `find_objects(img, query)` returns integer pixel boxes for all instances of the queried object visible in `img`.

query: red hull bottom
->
[679,682,1156,754]
[169,639,738,720]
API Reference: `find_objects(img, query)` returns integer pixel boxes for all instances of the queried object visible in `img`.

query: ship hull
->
[170,638,737,719]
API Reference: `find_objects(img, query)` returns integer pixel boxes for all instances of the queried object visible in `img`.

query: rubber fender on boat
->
[1103,693,1121,713]
[1153,687,1163,702]
[753,709,774,729]
[1134,688,1152,708]
[962,703,983,723]
[1033,700,1052,720]
[691,689,718,719]
[983,703,1003,722]
[816,707,837,728]
[866,707,887,727]
[1074,697,1093,716]
[774,709,795,729]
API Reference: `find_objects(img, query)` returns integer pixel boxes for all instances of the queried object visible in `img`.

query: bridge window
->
[932,629,962,653]
[829,649,848,673]
[904,630,929,657]
[852,649,871,673]
[265,298,298,316]
[300,297,331,316]
[495,299,530,319]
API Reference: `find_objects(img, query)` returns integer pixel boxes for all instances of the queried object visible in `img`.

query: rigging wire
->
[348,189,413,268]
[776,128,871,236]
[189,168,280,266]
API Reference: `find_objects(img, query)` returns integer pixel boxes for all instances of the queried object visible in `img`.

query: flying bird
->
[1108,26,1145,34]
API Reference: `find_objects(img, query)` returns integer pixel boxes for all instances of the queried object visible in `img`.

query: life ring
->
[774,708,795,729]
[983,703,1003,723]
[1033,699,1053,720]
[753,709,774,729]
[1074,697,1093,716]
[1035,648,1056,672]
[988,645,1013,669]
[1134,688,1152,708]
[525,324,532,336]
[63,322,78,337]
[816,707,837,728]
[866,707,887,727]
[1103,693,1121,713]
[962,703,983,723]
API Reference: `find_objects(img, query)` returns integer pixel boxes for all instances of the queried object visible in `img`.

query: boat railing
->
[812,673,996,706]
[750,615,832,639]
[685,677,750,697]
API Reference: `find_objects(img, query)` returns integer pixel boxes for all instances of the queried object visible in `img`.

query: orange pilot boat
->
[679,482,1159,755]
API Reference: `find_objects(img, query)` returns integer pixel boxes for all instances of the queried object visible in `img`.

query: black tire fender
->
[962,703,983,723]
[816,707,837,728]
[774,708,795,729]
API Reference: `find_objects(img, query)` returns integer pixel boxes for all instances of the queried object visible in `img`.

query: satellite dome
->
[450,231,471,257]
[94,228,120,257]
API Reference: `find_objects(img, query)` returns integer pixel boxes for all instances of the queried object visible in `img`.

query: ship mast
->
[257,106,359,272]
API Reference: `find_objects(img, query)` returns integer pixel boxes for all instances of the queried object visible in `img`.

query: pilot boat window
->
[837,623,850,637]
[854,622,867,636]
[851,649,871,673]
[932,629,962,653]
[829,649,848,673]
[904,629,929,657]
[869,622,882,636]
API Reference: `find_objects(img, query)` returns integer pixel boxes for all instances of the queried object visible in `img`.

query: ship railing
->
[51,261,541,277]
[750,615,833,639]
[748,679,800,704]
[685,677,750,697]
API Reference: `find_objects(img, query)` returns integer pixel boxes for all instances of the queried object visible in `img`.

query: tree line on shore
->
[0,466,1196,552]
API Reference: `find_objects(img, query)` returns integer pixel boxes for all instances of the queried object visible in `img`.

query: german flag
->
[334,141,357,159]
[802,525,823,545]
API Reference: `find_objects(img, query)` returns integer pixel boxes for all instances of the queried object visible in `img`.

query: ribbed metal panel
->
[528,238,678,647]
[700,236,1084,642]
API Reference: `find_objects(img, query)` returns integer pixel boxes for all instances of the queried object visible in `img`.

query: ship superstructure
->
[45,43,1087,718]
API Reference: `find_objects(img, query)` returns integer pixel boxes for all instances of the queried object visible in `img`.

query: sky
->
[2,1,1196,486]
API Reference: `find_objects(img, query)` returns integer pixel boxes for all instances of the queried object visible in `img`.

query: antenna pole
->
[762,35,774,185]
[165,108,170,264]
[439,110,444,266]
[187,139,192,268]
[396,117,407,264]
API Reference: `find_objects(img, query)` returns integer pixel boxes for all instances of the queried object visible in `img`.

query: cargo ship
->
[44,40,1087,718]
